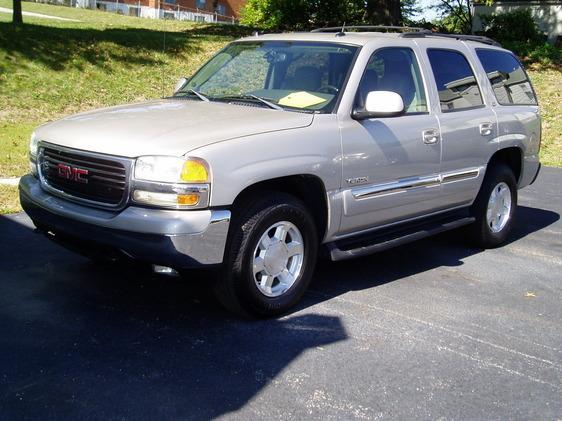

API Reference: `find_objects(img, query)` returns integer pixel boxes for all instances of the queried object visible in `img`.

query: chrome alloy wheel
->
[486,182,512,233]
[252,221,305,298]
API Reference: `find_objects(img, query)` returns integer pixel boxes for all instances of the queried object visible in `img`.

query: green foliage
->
[438,4,470,33]
[241,0,404,30]
[481,8,541,45]
[480,9,560,65]
[431,0,472,34]
[401,0,422,22]
[526,43,561,66]
[240,0,286,30]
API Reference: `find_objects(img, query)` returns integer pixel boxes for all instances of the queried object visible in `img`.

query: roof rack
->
[311,25,428,34]
[310,25,501,47]
[400,31,502,47]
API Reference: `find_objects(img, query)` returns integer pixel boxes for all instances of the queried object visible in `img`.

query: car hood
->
[35,99,314,157]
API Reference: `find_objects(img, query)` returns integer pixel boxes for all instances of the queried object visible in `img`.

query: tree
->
[310,0,365,28]
[433,0,472,33]
[240,0,304,30]
[13,0,23,25]
[364,0,402,26]
[240,0,403,30]
[401,0,422,23]
[433,0,495,34]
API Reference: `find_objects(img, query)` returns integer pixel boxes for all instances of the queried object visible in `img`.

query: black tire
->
[214,192,318,318]
[468,163,517,248]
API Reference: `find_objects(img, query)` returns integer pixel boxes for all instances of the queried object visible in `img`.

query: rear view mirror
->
[174,77,188,94]
[353,91,405,120]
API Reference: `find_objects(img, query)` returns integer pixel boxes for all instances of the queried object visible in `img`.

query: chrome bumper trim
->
[441,168,480,184]
[351,167,482,200]
[352,175,441,199]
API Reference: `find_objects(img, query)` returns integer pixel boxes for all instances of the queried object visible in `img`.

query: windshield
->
[175,41,359,113]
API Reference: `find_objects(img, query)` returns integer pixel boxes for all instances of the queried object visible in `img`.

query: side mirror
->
[353,91,405,120]
[174,77,188,94]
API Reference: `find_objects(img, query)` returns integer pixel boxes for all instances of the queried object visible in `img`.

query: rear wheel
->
[214,192,318,317]
[468,164,517,248]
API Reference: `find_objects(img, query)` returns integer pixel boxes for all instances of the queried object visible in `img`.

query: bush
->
[526,42,561,66]
[480,9,560,66]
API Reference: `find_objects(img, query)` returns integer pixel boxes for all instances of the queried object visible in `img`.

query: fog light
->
[152,265,179,276]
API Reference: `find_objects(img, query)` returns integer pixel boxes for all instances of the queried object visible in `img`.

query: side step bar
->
[327,215,475,261]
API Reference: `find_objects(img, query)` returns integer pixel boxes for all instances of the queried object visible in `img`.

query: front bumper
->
[19,175,231,269]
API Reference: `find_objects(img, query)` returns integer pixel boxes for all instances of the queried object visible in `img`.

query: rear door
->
[423,46,498,207]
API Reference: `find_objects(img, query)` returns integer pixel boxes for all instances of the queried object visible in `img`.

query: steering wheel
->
[318,85,339,95]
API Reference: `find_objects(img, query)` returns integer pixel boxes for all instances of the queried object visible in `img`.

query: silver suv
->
[19,27,541,317]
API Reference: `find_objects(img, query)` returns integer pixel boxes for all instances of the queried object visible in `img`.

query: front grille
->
[39,144,129,208]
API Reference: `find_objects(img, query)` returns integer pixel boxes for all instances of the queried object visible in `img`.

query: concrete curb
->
[0,178,21,186]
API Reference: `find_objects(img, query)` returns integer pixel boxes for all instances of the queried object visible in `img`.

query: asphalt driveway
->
[0,167,561,420]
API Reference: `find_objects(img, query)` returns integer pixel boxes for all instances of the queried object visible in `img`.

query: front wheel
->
[468,164,517,248]
[214,193,318,317]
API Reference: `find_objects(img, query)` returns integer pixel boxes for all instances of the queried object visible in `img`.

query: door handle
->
[422,129,440,145]
[479,122,493,136]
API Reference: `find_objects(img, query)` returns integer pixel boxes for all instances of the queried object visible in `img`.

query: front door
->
[338,47,442,235]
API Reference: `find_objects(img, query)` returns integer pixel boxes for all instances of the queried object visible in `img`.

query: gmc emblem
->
[57,163,88,184]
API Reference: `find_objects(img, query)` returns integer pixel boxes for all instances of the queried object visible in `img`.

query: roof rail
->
[400,31,502,47]
[311,25,429,34]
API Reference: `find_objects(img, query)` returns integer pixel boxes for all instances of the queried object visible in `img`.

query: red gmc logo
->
[57,163,88,184]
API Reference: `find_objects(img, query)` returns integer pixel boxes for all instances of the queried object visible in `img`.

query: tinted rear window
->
[427,49,484,112]
[476,49,537,106]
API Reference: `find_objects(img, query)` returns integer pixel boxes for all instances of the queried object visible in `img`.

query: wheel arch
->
[486,147,523,185]
[230,174,330,241]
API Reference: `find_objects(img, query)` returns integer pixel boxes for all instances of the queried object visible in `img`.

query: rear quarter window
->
[475,49,537,106]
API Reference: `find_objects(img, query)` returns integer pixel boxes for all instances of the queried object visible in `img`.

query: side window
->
[476,49,537,106]
[427,49,484,112]
[356,48,428,114]
[216,3,226,15]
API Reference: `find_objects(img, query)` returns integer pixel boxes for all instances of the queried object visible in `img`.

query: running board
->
[327,216,475,261]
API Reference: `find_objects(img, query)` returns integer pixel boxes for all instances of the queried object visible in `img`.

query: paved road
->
[1,168,561,420]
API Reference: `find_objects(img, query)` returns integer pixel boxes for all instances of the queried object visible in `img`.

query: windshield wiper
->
[247,94,284,111]
[187,89,210,102]
[220,94,283,111]
[175,89,210,102]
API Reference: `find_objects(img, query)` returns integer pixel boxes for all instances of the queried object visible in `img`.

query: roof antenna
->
[336,22,346,37]
[161,31,166,97]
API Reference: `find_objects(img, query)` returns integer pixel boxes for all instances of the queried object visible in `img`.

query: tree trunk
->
[365,0,402,26]
[13,0,23,25]
[466,0,473,34]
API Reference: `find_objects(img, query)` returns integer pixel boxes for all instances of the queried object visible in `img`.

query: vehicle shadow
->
[0,204,558,418]
[299,205,560,309]
[0,213,347,419]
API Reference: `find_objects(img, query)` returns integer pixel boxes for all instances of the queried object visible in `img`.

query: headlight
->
[29,132,38,159]
[134,156,210,184]
[132,156,211,209]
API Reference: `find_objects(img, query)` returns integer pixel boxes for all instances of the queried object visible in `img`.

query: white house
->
[472,0,562,43]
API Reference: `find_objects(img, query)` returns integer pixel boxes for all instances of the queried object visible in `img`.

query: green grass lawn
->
[0,2,560,214]
[0,0,251,213]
